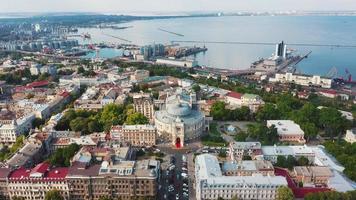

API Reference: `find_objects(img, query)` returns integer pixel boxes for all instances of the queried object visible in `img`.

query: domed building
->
[154,92,209,148]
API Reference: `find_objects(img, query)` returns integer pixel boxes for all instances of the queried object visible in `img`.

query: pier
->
[158,28,184,37]
[102,33,132,43]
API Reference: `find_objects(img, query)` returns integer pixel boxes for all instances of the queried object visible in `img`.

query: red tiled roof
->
[275,167,330,198]
[9,163,68,181]
[27,80,49,88]
[59,91,70,98]
[320,90,337,95]
[14,86,33,93]
[227,91,243,99]
[31,162,49,174]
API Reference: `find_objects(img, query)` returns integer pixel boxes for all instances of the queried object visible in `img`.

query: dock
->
[158,28,184,37]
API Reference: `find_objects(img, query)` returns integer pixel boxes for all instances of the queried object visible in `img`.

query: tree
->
[286,155,297,170]
[276,186,294,200]
[210,101,227,121]
[100,103,125,128]
[69,117,88,132]
[255,103,280,122]
[297,156,309,166]
[319,107,350,138]
[32,118,45,129]
[125,113,149,125]
[45,190,64,200]
[192,84,201,93]
[77,66,85,74]
[301,122,318,141]
[276,156,287,168]
[88,120,102,133]
[49,143,80,167]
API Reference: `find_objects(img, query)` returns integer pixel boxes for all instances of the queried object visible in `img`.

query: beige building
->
[67,159,159,200]
[111,124,156,146]
[228,142,262,161]
[133,93,154,121]
[222,160,275,177]
[130,70,150,82]
[293,166,333,186]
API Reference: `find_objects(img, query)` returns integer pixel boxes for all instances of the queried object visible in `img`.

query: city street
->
[157,140,202,200]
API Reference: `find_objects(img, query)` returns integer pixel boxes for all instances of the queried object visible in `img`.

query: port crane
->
[326,67,354,84]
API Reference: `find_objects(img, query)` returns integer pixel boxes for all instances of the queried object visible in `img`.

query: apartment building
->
[67,159,159,200]
[133,93,154,120]
[7,163,69,200]
[111,125,156,146]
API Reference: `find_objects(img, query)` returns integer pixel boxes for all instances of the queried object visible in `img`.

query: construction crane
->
[325,67,338,78]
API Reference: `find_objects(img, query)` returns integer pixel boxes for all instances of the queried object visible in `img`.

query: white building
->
[267,120,306,143]
[156,58,198,68]
[262,145,315,164]
[154,92,208,147]
[345,129,356,143]
[269,72,332,88]
[195,154,288,200]
[0,113,35,144]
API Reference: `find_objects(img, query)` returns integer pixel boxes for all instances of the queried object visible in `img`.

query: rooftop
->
[230,142,261,150]
[196,154,287,186]
[267,120,304,136]
[226,91,242,99]
[9,162,68,181]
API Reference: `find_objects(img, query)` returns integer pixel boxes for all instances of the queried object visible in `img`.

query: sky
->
[1,0,356,14]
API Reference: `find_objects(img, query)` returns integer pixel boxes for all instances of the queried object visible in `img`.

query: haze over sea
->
[79,16,356,77]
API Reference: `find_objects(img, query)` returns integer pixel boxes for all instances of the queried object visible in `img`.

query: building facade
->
[267,120,306,144]
[7,163,69,200]
[269,73,332,89]
[67,159,159,200]
[154,93,208,147]
[133,93,154,121]
[195,154,288,200]
[111,124,156,146]
[222,160,275,177]
[228,142,262,161]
